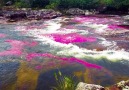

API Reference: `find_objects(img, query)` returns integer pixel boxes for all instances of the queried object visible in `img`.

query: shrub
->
[45,3,58,10]
[14,0,30,8]
[45,0,60,10]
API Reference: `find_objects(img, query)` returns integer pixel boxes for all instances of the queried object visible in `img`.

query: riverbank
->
[0,8,129,23]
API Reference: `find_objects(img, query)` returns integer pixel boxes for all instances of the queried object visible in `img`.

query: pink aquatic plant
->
[25,41,38,47]
[108,25,123,30]
[0,33,7,38]
[65,25,76,29]
[35,65,43,70]
[26,53,102,69]
[0,39,38,56]
[45,33,96,44]
[26,53,57,61]
[59,57,102,69]
[73,16,93,23]
[0,40,25,56]
[73,16,122,25]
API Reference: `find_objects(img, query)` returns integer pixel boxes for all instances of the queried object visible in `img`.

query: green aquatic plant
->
[52,71,77,90]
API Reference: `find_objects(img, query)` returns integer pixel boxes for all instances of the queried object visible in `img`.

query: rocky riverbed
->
[0,9,129,90]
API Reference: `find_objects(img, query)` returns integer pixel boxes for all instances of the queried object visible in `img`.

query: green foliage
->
[31,0,49,8]
[1,0,129,11]
[45,3,58,10]
[14,0,30,8]
[99,0,114,5]
[100,0,129,8]
[114,0,129,8]
[52,71,77,90]
[57,0,99,9]
[45,0,60,10]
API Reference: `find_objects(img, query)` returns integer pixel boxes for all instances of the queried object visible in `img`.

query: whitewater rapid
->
[15,17,129,62]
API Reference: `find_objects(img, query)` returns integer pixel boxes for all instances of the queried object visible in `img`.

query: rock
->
[27,9,62,20]
[0,10,3,16]
[116,80,129,90]
[5,1,12,6]
[85,10,94,15]
[65,8,85,15]
[1,9,62,21]
[65,8,97,15]
[123,15,129,20]
[4,11,27,20]
[104,30,129,38]
[21,8,31,11]
[76,82,105,90]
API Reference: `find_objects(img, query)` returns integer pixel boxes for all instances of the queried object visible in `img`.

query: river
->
[0,15,129,90]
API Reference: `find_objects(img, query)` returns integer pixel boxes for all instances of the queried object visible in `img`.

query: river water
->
[0,15,129,90]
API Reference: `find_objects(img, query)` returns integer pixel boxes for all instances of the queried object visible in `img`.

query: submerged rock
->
[76,82,105,90]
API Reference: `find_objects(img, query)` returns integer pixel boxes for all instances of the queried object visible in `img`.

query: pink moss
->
[25,24,48,30]
[73,16,122,25]
[26,53,57,61]
[0,39,38,56]
[108,25,123,30]
[26,53,102,69]
[45,33,96,44]
[73,17,93,23]
[0,40,25,56]
[25,41,38,47]
[35,65,43,70]
[69,57,102,69]
[65,25,76,29]
[0,33,7,38]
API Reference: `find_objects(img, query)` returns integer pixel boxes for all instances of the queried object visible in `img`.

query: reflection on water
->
[0,15,129,90]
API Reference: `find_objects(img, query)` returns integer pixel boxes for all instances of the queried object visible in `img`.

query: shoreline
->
[0,8,128,24]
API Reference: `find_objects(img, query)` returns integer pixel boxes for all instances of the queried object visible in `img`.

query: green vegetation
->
[52,71,77,90]
[1,0,129,11]
[45,0,60,10]
[14,0,30,8]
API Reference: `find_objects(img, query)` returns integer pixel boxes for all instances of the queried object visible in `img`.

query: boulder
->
[123,15,129,20]
[4,11,27,20]
[116,80,129,90]
[85,10,95,15]
[1,9,62,21]
[27,9,62,20]
[65,8,85,15]
[76,82,105,90]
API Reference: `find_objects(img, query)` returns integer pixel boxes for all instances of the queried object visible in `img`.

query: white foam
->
[15,17,129,62]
